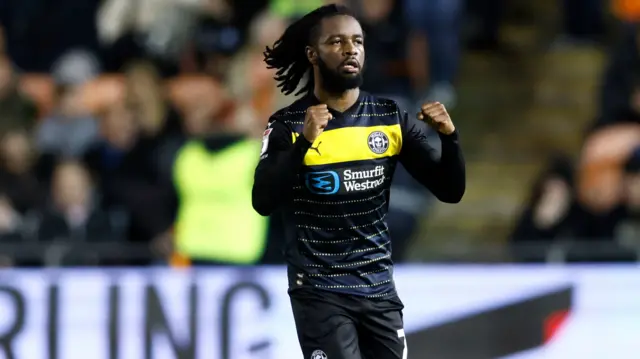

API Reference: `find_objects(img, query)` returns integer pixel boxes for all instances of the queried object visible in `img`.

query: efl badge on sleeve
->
[260,128,273,159]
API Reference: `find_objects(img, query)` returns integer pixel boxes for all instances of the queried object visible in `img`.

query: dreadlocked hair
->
[263,4,356,96]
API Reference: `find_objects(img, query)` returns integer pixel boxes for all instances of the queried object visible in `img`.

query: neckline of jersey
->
[306,91,365,119]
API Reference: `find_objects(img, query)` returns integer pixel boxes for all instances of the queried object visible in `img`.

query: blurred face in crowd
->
[57,85,87,118]
[359,0,393,23]
[309,15,365,94]
[100,102,138,150]
[52,162,92,211]
[0,56,14,99]
[183,101,215,136]
[582,169,624,214]
[0,130,34,174]
[533,176,572,229]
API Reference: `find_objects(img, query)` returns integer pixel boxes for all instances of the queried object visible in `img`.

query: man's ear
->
[306,46,317,65]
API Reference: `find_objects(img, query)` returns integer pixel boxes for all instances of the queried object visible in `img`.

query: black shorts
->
[289,288,407,359]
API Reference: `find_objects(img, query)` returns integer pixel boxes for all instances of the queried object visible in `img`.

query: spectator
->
[511,150,636,263]
[141,92,280,265]
[110,60,182,257]
[0,55,38,135]
[34,51,100,161]
[510,156,580,261]
[226,10,291,130]
[36,161,116,243]
[577,123,640,216]
[167,104,271,266]
[115,59,183,183]
[83,101,139,208]
[0,130,45,215]
[568,150,639,261]
[570,123,640,262]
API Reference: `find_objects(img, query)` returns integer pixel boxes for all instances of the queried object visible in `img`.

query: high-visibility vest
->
[172,139,267,264]
[613,0,640,22]
[270,0,323,17]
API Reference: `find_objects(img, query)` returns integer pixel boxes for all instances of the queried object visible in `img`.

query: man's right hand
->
[303,104,333,143]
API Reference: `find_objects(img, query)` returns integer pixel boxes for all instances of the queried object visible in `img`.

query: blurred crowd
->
[510,0,640,262]
[1,0,639,267]
[0,0,444,267]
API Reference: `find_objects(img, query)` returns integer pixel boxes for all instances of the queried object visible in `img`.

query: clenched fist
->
[303,104,333,143]
[418,102,456,135]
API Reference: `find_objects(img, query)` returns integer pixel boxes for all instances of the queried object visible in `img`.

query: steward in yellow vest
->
[171,134,270,265]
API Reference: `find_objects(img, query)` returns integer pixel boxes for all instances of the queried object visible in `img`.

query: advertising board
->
[0,265,638,359]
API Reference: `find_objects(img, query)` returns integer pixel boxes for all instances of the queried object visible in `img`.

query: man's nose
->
[343,42,359,56]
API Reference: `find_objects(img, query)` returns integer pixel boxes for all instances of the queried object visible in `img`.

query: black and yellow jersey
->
[252,92,465,298]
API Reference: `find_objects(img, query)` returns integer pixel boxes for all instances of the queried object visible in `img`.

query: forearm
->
[404,131,466,203]
[252,137,312,216]
[435,131,466,201]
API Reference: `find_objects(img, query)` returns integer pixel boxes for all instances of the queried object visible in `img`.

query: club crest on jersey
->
[367,131,389,154]
[311,349,328,359]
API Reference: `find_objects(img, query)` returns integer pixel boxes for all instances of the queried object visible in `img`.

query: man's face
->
[312,15,365,94]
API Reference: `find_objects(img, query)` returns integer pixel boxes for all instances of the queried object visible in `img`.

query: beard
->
[317,56,364,95]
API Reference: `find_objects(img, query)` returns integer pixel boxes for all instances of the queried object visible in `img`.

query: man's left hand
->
[418,102,456,135]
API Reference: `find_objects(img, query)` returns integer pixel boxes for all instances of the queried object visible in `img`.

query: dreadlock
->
[263,4,356,96]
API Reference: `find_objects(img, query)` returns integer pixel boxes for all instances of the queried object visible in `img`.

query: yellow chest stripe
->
[292,124,403,166]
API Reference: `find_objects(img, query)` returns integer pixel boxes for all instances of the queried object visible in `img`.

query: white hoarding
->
[0,265,637,359]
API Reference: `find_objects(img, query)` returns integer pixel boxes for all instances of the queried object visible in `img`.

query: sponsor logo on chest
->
[304,165,386,195]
